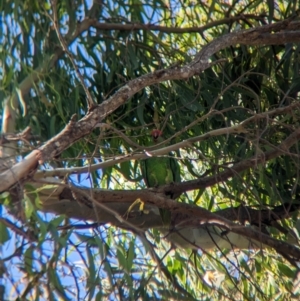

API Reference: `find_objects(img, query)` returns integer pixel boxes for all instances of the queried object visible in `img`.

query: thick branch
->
[45,184,300,227]
[216,203,300,225]
[1,16,300,192]
[144,195,300,259]
[40,184,300,259]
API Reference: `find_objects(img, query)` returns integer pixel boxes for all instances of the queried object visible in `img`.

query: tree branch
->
[1,16,300,193]
[33,101,300,179]
[40,183,300,259]
[168,126,300,195]
[89,14,268,34]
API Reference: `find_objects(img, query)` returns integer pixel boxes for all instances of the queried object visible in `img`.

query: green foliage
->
[0,221,10,245]
[1,0,300,300]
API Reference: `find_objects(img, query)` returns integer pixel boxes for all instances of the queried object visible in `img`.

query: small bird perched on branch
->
[140,129,181,224]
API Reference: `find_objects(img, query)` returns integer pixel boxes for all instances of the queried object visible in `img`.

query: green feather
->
[141,134,181,225]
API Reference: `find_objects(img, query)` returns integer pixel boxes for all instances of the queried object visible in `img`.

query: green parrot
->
[141,129,181,225]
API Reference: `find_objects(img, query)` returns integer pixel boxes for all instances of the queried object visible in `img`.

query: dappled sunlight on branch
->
[1,1,300,300]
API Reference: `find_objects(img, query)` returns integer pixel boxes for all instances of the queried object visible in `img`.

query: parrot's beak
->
[151,129,162,141]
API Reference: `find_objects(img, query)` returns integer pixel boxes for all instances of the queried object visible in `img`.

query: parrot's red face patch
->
[151,129,162,140]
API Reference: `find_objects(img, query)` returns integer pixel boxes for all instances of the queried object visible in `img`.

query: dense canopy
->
[1,0,300,300]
